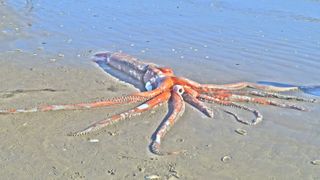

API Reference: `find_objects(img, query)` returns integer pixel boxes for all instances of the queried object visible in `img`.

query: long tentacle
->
[198,94,263,125]
[199,82,299,93]
[247,90,317,103]
[228,94,307,111]
[0,89,163,115]
[203,89,316,103]
[222,103,263,126]
[70,91,171,136]
[150,85,186,155]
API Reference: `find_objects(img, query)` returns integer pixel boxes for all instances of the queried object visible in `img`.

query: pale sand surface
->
[1,1,320,179]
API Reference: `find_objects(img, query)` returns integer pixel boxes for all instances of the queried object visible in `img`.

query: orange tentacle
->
[229,94,307,111]
[183,86,214,118]
[150,85,186,155]
[0,89,165,114]
[70,91,172,136]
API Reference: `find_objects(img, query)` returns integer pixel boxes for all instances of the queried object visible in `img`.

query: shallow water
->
[5,0,320,84]
[1,0,320,179]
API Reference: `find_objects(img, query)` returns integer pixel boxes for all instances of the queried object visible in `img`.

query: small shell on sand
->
[144,175,160,180]
[221,155,232,163]
[311,160,320,165]
[235,128,247,136]
[88,139,99,143]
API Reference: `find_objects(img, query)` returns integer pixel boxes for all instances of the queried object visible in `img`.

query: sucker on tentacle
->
[70,91,171,136]
[0,92,158,114]
[1,51,317,155]
[228,94,308,111]
[200,82,299,92]
[248,90,317,103]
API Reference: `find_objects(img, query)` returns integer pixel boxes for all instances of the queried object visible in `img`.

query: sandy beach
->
[1,1,319,179]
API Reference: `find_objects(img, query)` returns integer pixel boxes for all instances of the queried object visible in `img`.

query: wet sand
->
[1,1,320,179]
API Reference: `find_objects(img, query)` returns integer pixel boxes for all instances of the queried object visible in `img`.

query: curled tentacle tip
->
[301,107,308,111]
[291,105,308,111]
[150,142,184,156]
[207,111,214,118]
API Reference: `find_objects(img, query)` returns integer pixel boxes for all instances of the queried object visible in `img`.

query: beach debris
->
[221,155,232,163]
[176,138,184,143]
[88,139,99,143]
[235,128,247,136]
[137,166,145,173]
[144,175,160,180]
[311,160,320,165]
[107,169,116,175]
[72,171,85,179]
[168,163,180,178]
[205,144,212,148]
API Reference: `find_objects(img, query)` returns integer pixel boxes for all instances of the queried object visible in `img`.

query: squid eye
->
[178,88,184,94]
[173,85,184,94]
